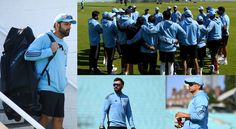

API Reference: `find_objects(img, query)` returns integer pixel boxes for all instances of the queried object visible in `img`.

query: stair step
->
[5,120,31,128]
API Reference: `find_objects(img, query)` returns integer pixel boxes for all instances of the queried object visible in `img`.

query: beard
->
[59,25,70,37]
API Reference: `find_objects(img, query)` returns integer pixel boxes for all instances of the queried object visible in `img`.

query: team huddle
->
[88,5,230,75]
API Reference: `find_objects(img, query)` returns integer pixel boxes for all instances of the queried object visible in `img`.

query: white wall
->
[0,0,77,86]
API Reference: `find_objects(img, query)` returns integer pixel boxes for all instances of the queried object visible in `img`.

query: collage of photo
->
[0,0,236,129]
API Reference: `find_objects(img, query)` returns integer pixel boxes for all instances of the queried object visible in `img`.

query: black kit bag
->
[0,26,56,121]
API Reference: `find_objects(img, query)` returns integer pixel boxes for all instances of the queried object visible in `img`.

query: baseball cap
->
[184,76,204,86]
[197,16,203,22]
[208,9,216,17]
[206,6,213,11]
[198,6,204,10]
[184,10,193,17]
[167,6,171,10]
[54,13,76,24]
[174,5,177,8]
[145,8,149,11]
[102,12,109,18]
[132,5,137,9]
[184,6,189,11]
[155,7,160,11]
[108,12,116,19]
[112,8,119,13]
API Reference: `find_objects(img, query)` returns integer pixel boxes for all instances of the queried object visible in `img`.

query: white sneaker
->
[213,70,219,75]
[218,56,224,62]
[112,65,118,72]
[223,58,228,65]
[218,58,228,65]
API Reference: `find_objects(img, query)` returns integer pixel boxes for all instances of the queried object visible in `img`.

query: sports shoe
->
[218,57,228,65]
[112,65,118,72]
[213,70,219,75]
[222,58,228,65]
[208,65,214,74]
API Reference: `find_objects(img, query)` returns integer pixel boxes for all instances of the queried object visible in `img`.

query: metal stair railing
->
[0,91,45,129]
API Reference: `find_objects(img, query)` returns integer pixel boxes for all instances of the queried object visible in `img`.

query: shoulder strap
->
[39,33,56,77]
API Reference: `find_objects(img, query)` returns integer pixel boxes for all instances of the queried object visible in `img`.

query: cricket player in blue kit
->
[154,7,163,25]
[205,9,222,74]
[142,8,151,25]
[131,5,139,22]
[175,76,209,129]
[100,78,136,129]
[156,10,186,75]
[88,11,103,74]
[25,13,76,129]
[217,6,230,65]
[171,5,182,23]
[101,12,118,74]
[179,10,200,75]
[127,15,159,74]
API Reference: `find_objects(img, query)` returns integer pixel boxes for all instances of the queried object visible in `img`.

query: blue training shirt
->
[100,92,135,128]
[219,13,230,36]
[156,20,186,52]
[206,18,222,41]
[88,18,103,46]
[101,19,118,48]
[179,17,200,46]
[184,90,209,129]
[127,22,159,53]
[24,31,68,93]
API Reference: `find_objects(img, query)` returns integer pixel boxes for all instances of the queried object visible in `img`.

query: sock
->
[160,62,166,75]
[200,68,203,75]
[187,68,192,75]
[168,62,174,75]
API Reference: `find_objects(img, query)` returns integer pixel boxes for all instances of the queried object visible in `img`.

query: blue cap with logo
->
[184,76,204,86]
[54,13,76,24]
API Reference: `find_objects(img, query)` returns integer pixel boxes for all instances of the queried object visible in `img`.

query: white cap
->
[199,6,204,10]
[108,12,116,18]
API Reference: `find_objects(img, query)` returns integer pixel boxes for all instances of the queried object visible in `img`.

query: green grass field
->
[78,1,236,75]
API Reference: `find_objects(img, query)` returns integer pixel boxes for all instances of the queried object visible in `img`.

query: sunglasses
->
[188,83,196,87]
[113,83,121,87]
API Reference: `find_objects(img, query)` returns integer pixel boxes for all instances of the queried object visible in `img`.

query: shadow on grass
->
[77,48,107,75]
[78,48,213,75]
